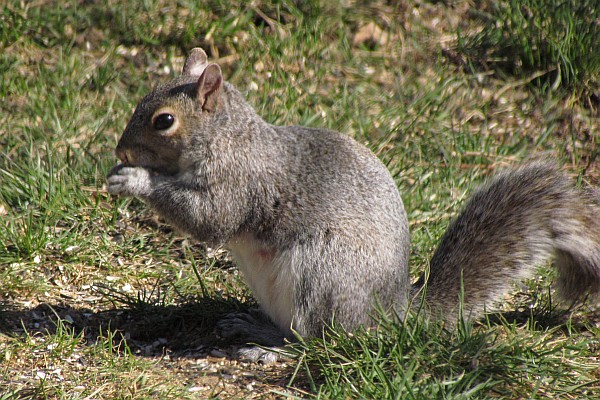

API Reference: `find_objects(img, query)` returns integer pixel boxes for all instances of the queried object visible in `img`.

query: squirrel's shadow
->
[0,296,253,359]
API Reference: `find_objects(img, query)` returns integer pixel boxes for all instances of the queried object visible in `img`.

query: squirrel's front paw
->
[107,165,153,197]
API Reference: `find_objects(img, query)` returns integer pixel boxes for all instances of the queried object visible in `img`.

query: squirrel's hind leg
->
[216,308,290,364]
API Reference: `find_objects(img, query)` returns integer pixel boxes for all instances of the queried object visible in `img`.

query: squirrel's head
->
[115,48,223,175]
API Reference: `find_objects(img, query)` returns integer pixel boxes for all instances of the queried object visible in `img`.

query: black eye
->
[153,113,175,130]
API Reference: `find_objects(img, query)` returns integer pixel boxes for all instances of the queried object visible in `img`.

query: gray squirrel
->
[107,48,600,362]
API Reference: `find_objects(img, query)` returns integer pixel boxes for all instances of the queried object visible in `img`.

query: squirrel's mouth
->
[117,151,179,176]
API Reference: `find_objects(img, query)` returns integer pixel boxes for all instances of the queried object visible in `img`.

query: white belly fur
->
[227,233,295,335]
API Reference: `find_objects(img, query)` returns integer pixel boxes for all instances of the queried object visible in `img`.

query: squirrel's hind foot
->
[216,309,290,364]
[216,309,287,346]
[236,345,288,364]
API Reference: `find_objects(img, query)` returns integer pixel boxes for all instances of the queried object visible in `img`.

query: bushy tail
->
[412,161,600,320]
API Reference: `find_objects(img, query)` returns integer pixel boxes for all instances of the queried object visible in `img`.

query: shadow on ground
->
[0,296,252,359]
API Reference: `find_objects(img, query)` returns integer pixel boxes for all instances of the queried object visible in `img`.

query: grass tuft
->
[291,308,600,399]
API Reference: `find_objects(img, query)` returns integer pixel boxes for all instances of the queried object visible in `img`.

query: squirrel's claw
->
[107,163,126,177]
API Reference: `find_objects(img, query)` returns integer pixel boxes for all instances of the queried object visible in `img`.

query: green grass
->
[290,297,600,398]
[1,0,599,398]
[456,0,600,101]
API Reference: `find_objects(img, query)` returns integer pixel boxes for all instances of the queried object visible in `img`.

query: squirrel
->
[107,48,600,362]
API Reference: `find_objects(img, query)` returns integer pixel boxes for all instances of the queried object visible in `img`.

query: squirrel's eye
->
[153,113,175,131]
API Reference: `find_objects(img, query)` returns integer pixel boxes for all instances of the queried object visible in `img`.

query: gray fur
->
[413,162,600,319]
[107,48,600,360]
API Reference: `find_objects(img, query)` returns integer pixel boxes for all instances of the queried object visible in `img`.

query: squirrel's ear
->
[182,48,209,76]
[196,63,223,112]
